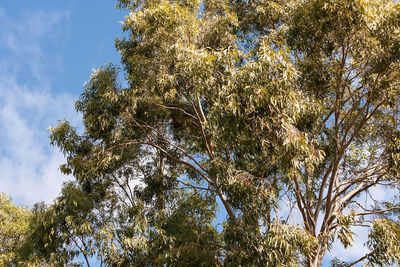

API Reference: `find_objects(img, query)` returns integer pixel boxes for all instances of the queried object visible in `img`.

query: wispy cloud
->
[0,6,78,206]
[0,7,70,82]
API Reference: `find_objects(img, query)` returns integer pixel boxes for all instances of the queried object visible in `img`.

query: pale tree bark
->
[309,249,326,267]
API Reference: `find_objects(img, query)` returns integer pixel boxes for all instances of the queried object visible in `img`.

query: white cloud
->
[0,6,70,82]
[0,6,78,206]
[0,78,78,206]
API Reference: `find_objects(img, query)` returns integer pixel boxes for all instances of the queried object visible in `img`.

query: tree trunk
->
[309,247,326,267]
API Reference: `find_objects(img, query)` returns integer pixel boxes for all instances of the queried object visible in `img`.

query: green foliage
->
[367,219,400,265]
[0,194,56,266]
[0,194,31,265]
[223,221,317,266]
[334,211,356,249]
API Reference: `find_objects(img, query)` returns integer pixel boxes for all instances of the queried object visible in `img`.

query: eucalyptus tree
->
[43,0,400,266]
[0,194,31,266]
[0,194,56,266]
[285,0,400,265]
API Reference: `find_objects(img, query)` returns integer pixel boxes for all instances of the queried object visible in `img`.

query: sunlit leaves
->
[0,194,31,266]
[33,0,400,265]
[367,219,400,265]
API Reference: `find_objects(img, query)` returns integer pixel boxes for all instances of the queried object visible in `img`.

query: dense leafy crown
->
[7,0,400,266]
[0,194,31,266]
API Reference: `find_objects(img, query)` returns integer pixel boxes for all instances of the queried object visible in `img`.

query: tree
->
[0,193,57,266]
[40,0,400,266]
[20,183,106,266]
[0,193,31,266]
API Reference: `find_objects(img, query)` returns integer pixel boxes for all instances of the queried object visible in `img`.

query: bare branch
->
[355,207,400,217]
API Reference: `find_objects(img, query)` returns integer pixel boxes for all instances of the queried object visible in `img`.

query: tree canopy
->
[0,194,31,266]
[3,0,400,266]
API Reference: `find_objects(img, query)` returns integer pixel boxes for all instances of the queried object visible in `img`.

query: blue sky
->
[0,0,126,206]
